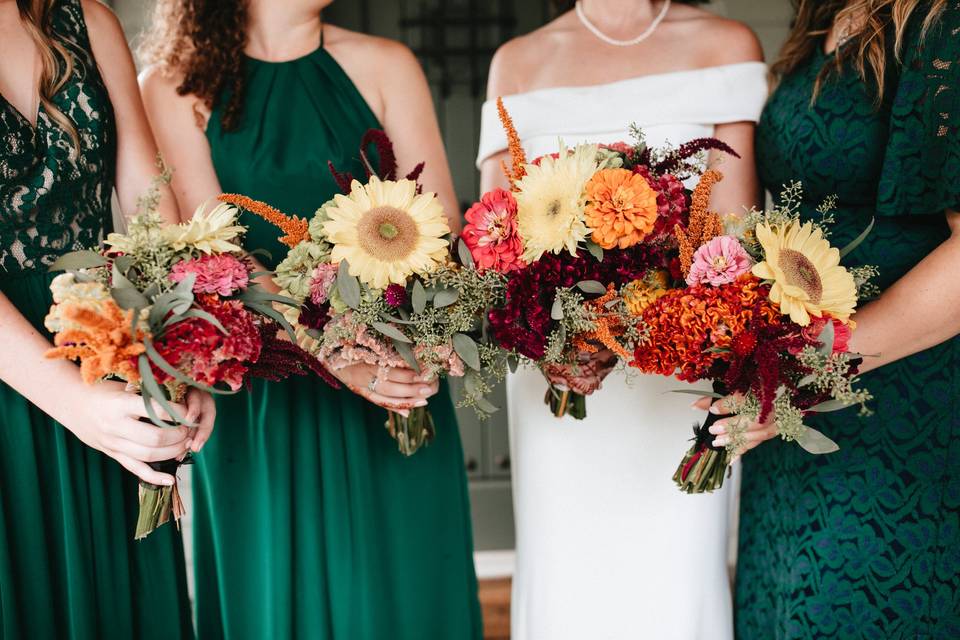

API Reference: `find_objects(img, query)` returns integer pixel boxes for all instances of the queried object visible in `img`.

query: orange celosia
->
[497,97,527,190]
[218,193,310,248]
[46,300,146,384]
[571,284,632,359]
[675,169,725,277]
[584,168,660,250]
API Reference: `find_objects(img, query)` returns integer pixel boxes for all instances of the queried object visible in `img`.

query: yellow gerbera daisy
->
[751,220,857,326]
[515,143,599,262]
[321,177,450,289]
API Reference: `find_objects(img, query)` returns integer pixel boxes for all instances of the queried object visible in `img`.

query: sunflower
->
[162,202,246,254]
[321,177,450,289]
[751,220,857,326]
[515,143,599,262]
[584,168,659,249]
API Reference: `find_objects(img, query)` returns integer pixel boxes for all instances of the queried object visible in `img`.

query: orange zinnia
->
[584,168,659,250]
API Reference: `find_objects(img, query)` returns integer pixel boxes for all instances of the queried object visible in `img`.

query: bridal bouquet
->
[468,98,736,419]
[45,191,327,538]
[221,130,503,455]
[628,182,876,493]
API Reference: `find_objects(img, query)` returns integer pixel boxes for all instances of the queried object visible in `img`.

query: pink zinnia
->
[463,188,524,273]
[309,263,338,305]
[170,254,250,296]
[686,235,752,287]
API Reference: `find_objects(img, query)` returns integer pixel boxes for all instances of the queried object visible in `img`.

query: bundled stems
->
[545,385,587,420]
[673,409,732,494]
[386,406,436,456]
[135,457,188,540]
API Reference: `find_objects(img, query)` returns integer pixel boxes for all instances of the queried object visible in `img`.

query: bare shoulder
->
[79,0,126,48]
[488,15,576,96]
[667,5,764,65]
[324,25,420,74]
[138,64,207,124]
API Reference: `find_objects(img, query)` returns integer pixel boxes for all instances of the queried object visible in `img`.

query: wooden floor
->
[479,578,511,640]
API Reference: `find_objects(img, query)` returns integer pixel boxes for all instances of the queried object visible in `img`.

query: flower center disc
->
[779,248,823,302]
[357,206,418,261]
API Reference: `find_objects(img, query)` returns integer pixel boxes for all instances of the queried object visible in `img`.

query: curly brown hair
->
[138,0,249,131]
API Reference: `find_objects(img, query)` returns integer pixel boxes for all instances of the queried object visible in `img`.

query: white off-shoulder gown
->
[476,63,768,640]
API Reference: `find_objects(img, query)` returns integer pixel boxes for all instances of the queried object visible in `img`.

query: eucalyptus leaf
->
[378,312,416,325]
[507,354,519,374]
[797,374,817,387]
[113,255,135,275]
[463,370,480,396]
[796,426,840,454]
[173,272,196,296]
[474,396,499,415]
[412,280,427,314]
[817,320,835,356]
[839,217,875,259]
[373,322,412,343]
[393,340,421,373]
[808,398,856,412]
[111,286,150,311]
[576,280,607,295]
[433,288,459,308]
[49,250,108,272]
[551,296,564,321]
[453,333,482,371]
[111,266,135,291]
[584,240,604,262]
[336,261,361,309]
[457,237,475,268]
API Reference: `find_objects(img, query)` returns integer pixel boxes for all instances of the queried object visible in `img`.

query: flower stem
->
[545,385,587,420]
[385,406,436,456]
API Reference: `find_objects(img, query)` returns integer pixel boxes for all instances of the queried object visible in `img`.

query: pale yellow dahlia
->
[321,177,450,289]
[162,202,246,254]
[515,143,599,262]
[751,220,857,326]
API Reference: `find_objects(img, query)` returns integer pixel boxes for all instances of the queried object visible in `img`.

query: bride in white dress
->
[477,2,767,638]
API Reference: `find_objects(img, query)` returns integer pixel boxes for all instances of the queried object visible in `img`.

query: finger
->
[113,419,191,448]
[111,451,176,486]
[382,367,421,384]
[191,394,217,453]
[110,435,192,463]
[364,391,427,412]
[127,394,190,424]
[372,380,429,399]
[709,417,769,436]
[742,426,778,443]
[184,390,203,424]
[692,396,713,411]
[709,396,738,415]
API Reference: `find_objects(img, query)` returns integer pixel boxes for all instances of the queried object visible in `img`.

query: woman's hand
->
[62,380,195,486]
[334,363,437,416]
[184,388,216,453]
[693,394,777,456]
[543,349,618,396]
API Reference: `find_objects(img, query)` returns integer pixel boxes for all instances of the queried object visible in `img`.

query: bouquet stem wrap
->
[545,385,587,420]
[674,384,732,494]
[386,406,436,457]
[135,457,189,540]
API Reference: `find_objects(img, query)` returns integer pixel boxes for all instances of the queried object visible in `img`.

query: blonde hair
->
[16,0,80,147]
[772,0,947,103]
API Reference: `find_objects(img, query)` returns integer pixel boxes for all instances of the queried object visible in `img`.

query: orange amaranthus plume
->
[218,193,310,248]
[46,301,146,384]
[675,169,725,277]
[497,97,527,190]
[571,284,632,360]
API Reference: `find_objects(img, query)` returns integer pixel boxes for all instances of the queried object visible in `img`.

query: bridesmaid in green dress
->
[699,1,959,637]
[0,0,212,637]
[140,1,482,638]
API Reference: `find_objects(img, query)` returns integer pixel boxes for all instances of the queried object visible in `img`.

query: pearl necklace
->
[575,0,671,47]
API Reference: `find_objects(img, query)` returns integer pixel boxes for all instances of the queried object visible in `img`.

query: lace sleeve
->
[877,1,960,217]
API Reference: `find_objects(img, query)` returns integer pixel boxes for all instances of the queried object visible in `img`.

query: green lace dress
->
[737,5,960,639]
[192,43,482,639]
[0,1,193,638]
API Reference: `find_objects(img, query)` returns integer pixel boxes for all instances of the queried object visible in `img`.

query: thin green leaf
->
[817,320,835,356]
[457,237,475,268]
[246,248,274,263]
[49,250,108,272]
[412,280,427,314]
[240,286,299,307]
[433,288,459,308]
[584,240,604,262]
[507,354,519,374]
[808,398,855,412]
[378,312,416,325]
[144,338,233,395]
[576,280,607,295]
[373,321,412,343]
[839,217,874,259]
[670,389,724,399]
[137,354,194,426]
[164,308,228,333]
[173,272,196,296]
[245,301,297,341]
[336,261,361,309]
[453,333,482,370]
[393,340,421,373]
[551,296,564,320]
[796,426,840,454]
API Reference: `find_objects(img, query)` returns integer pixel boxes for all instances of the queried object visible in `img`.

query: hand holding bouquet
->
[45,190,327,538]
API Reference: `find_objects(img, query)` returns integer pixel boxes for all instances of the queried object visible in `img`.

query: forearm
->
[849,218,960,373]
[0,293,85,425]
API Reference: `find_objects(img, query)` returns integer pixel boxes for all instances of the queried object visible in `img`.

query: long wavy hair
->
[16,0,79,146]
[138,0,249,131]
[773,0,947,103]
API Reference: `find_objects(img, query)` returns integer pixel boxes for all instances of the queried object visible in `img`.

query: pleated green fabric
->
[193,45,482,639]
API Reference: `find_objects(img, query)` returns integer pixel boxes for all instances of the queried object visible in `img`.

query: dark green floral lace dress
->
[736,5,960,639]
[0,1,192,638]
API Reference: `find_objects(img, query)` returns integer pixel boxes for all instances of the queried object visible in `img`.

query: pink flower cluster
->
[462,188,524,273]
[309,263,339,305]
[685,235,753,287]
[170,254,249,296]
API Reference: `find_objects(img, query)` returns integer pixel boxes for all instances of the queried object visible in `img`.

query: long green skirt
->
[0,271,193,639]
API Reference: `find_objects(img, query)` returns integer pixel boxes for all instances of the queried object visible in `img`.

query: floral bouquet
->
[628,182,876,493]
[45,188,329,538]
[221,130,503,455]
[467,98,737,419]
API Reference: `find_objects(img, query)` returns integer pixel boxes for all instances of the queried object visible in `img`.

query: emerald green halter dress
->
[194,41,482,639]
[737,5,960,638]
[0,1,192,638]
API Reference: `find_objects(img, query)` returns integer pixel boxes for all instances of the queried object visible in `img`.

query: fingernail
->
[714,436,729,447]
[415,400,428,407]
[419,387,432,396]
[194,439,205,452]
[691,400,701,409]
[708,424,726,435]
[162,477,175,486]
[709,405,722,415]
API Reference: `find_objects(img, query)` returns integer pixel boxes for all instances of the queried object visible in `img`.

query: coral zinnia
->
[514,143,598,262]
[322,177,450,289]
[584,168,659,249]
[751,221,857,326]
[463,188,524,273]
